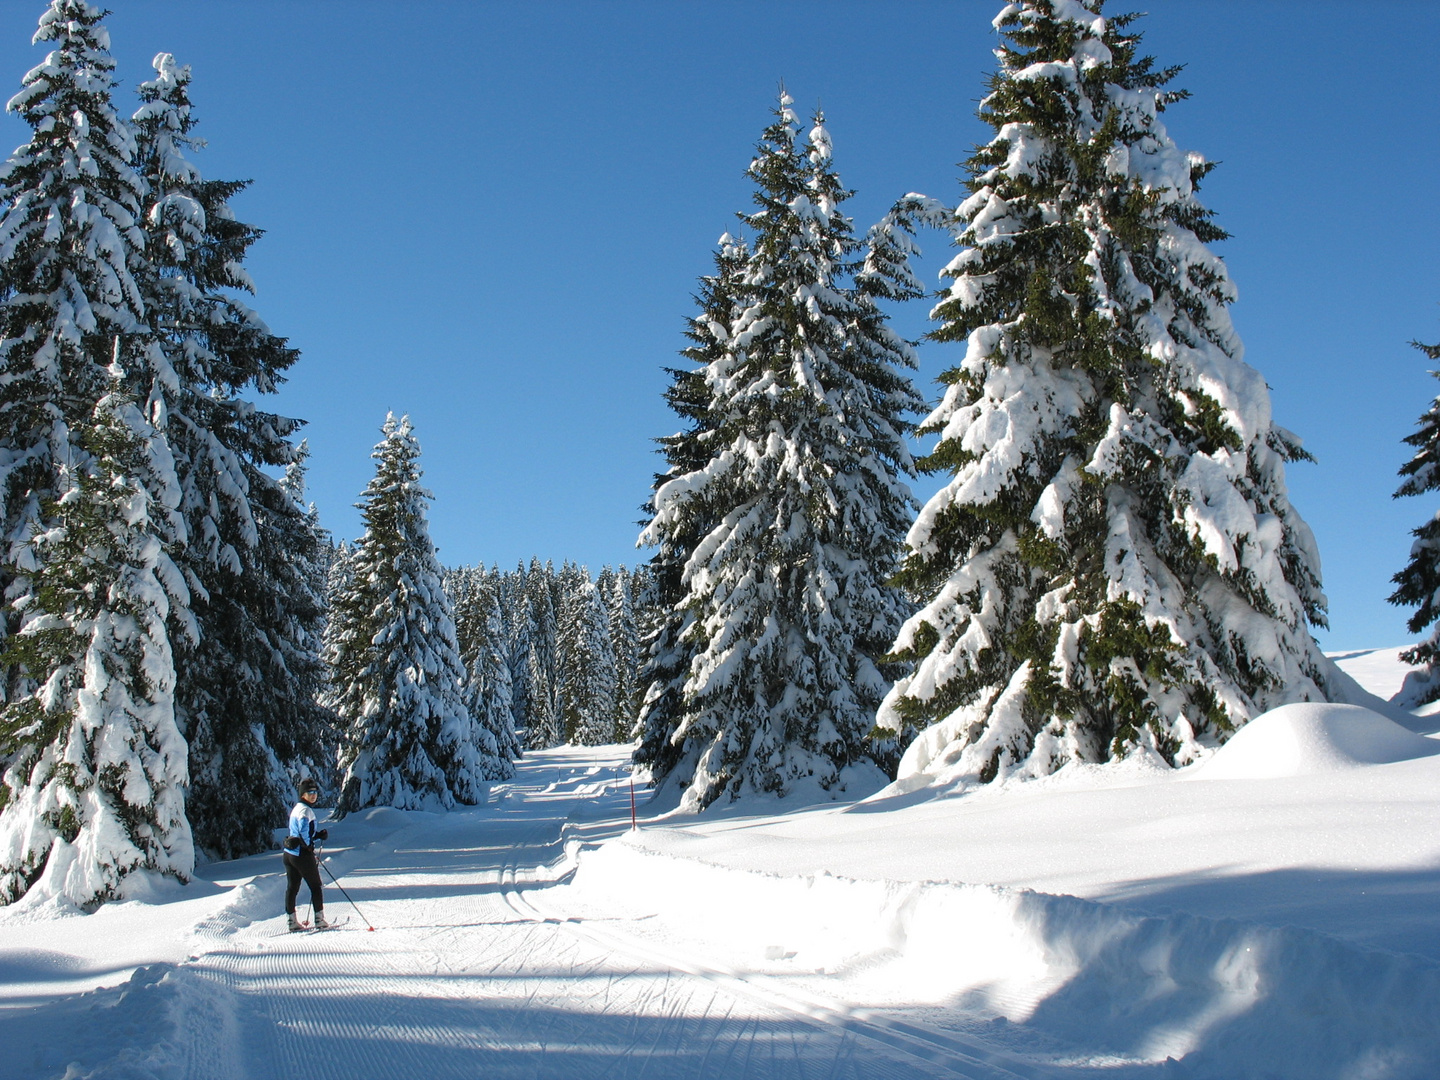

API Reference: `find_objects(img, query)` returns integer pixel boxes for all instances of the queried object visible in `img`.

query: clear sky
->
[0,1,1435,652]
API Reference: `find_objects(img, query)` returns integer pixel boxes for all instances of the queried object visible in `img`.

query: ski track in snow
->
[500,869,1039,1079]
[3,752,1010,1080]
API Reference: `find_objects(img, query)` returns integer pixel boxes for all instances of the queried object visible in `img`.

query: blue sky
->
[0,1,1435,651]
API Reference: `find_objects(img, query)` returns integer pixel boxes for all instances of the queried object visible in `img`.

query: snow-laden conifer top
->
[882,0,1331,787]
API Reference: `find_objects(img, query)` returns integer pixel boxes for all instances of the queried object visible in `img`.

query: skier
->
[284,778,330,931]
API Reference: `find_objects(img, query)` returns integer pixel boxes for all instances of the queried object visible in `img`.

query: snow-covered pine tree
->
[524,557,560,749]
[559,573,618,745]
[331,415,496,814]
[547,560,567,672]
[131,51,329,856]
[553,560,585,734]
[1389,333,1440,703]
[639,96,922,809]
[630,564,656,639]
[505,561,534,739]
[633,234,747,782]
[320,539,358,717]
[260,445,335,790]
[880,0,1330,785]
[463,571,520,767]
[0,1,196,904]
[0,380,191,906]
[601,566,641,741]
[0,0,151,690]
[597,563,617,624]
[449,570,505,782]
[445,563,485,667]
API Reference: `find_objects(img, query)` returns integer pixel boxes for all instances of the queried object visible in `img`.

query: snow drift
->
[572,839,1440,1079]
[1194,703,1440,780]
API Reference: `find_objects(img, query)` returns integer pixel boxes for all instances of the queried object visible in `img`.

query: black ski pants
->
[283,847,324,914]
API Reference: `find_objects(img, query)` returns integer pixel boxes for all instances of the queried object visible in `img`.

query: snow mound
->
[1195,703,1440,780]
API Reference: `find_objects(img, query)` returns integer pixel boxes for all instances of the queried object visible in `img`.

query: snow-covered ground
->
[2,652,1438,1079]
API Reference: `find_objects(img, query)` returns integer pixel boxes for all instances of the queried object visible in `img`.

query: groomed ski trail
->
[24,747,1028,1080]
[499,857,1043,1079]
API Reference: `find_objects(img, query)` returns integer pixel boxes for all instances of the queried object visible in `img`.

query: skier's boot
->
[313,910,331,931]
[287,912,305,933]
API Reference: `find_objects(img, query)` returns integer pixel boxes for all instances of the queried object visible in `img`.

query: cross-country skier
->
[284,778,330,931]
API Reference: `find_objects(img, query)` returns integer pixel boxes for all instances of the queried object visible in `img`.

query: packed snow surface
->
[1,650,1437,1078]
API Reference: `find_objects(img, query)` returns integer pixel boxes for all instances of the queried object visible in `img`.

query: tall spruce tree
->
[639,96,922,809]
[601,566,641,741]
[629,565,656,638]
[1389,332,1440,703]
[881,0,1330,785]
[524,557,560,749]
[0,384,191,905]
[0,0,151,673]
[0,1,194,904]
[633,234,746,782]
[330,415,495,814]
[505,561,535,739]
[463,571,521,767]
[263,446,334,786]
[131,51,328,857]
[446,564,485,669]
[559,572,618,745]
[553,561,580,739]
[320,539,357,723]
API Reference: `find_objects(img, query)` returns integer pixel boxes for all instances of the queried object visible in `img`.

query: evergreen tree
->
[0,1,194,904]
[633,234,746,784]
[131,51,327,857]
[445,564,486,667]
[553,561,584,739]
[330,415,494,814]
[559,571,618,745]
[320,539,358,722]
[602,566,641,741]
[505,561,534,739]
[463,572,521,766]
[629,564,657,641]
[0,383,191,905]
[524,557,559,749]
[0,0,150,675]
[261,446,334,789]
[1389,332,1440,703]
[881,1,1330,785]
[639,96,922,809]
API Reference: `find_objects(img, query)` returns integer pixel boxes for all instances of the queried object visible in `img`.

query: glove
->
[316,829,329,842]
[283,835,300,852]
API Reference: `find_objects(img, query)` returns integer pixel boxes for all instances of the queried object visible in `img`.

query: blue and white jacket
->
[285,801,320,854]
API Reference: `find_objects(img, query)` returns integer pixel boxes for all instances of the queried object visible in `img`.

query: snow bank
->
[1328,644,1440,713]
[572,840,1440,1078]
[1193,703,1440,780]
[1328,647,1425,703]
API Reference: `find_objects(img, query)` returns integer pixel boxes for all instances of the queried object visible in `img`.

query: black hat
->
[298,778,320,797]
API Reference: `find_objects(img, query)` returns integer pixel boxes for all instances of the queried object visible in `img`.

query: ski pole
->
[316,845,376,931]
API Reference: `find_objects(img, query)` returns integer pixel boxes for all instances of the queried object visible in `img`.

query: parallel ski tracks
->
[497,861,1051,1080]
[162,757,1050,1079]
